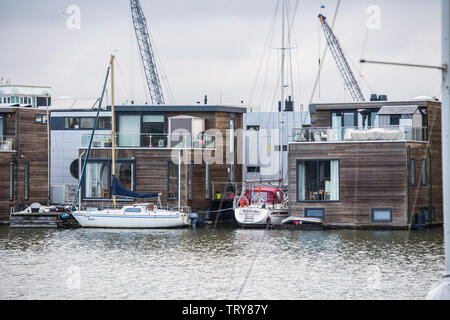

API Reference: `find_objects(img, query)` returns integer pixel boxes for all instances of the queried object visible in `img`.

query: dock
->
[9,212,79,228]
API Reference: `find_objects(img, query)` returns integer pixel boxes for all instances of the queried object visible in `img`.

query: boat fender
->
[240,198,249,208]
[61,214,70,220]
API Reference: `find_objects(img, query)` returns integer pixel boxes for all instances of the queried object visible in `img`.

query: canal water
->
[0,226,444,300]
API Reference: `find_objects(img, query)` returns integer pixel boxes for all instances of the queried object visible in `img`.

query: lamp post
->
[427,0,450,300]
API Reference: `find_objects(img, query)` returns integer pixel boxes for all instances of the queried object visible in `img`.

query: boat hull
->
[71,211,189,229]
[234,207,288,227]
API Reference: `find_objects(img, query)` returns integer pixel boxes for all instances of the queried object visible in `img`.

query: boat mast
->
[279,0,286,186]
[111,55,117,209]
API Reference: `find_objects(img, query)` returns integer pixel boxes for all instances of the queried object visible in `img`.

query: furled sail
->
[112,176,159,199]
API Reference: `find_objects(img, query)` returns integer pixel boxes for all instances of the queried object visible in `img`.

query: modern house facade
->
[50,98,110,204]
[0,106,49,223]
[243,111,310,185]
[77,105,246,213]
[288,99,442,228]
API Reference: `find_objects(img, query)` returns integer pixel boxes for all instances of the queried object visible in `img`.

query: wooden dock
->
[9,212,79,228]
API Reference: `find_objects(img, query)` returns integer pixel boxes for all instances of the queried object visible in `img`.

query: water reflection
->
[0,226,444,300]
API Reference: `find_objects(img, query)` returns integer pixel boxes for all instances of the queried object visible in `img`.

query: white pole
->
[178,149,181,210]
[427,0,450,300]
[280,0,286,186]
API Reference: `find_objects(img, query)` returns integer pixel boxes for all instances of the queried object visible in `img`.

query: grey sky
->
[0,0,442,109]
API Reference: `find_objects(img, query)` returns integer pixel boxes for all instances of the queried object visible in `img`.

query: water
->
[0,226,444,300]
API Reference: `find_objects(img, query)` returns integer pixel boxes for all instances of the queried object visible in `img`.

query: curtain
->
[330,160,339,201]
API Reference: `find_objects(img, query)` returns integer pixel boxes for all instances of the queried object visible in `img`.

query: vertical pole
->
[442,0,450,277]
[178,149,181,210]
[111,55,117,209]
[427,0,450,299]
[280,0,286,186]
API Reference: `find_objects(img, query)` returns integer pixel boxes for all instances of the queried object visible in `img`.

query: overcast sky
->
[0,0,442,110]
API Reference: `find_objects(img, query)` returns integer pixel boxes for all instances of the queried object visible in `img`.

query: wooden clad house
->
[288,99,442,228]
[0,106,49,223]
[78,105,246,213]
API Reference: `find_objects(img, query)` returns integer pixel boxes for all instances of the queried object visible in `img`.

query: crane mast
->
[130,0,165,105]
[318,14,365,102]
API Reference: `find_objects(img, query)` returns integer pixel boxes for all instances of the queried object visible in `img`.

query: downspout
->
[407,145,412,227]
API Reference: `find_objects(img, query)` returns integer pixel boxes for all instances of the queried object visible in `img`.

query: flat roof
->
[110,104,248,113]
[310,99,440,111]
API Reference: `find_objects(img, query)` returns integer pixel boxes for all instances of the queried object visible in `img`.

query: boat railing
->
[292,126,428,143]
[81,133,216,149]
[0,135,16,151]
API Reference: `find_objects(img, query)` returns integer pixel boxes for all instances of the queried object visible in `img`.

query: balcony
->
[292,126,428,143]
[0,136,15,151]
[81,133,216,149]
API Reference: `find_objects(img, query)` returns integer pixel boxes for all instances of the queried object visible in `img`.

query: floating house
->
[0,105,49,223]
[288,99,442,228]
[49,98,111,204]
[76,104,247,213]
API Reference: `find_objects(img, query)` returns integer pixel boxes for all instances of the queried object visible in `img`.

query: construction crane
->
[130,0,165,105]
[318,14,365,102]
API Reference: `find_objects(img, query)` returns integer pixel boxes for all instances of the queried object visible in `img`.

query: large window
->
[119,115,141,147]
[297,160,339,201]
[64,117,111,130]
[84,160,135,199]
[205,162,211,200]
[167,161,178,200]
[142,115,165,147]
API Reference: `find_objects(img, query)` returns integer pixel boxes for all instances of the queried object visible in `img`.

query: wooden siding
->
[289,142,410,227]
[0,108,49,222]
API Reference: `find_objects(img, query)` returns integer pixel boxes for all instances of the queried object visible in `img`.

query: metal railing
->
[292,126,428,143]
[0,136,15,151]
[81,133,216,149]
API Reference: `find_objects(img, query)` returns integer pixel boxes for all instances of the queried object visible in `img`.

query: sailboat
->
[71,56,190,229]
[234,0,293,227]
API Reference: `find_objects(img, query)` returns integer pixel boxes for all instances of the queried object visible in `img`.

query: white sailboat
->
[71,56,190,229]
[234,0,293,227]
[234,186,289,227]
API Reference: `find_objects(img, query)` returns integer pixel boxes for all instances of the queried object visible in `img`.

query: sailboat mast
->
[111,55,117,209]
[279,0,286,186]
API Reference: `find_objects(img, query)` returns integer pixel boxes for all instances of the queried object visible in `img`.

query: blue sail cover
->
[112,176,159,199]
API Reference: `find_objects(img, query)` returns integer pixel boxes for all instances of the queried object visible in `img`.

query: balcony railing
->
[0,136,15,151]
[292,126,428,143]
[81,133,216,149]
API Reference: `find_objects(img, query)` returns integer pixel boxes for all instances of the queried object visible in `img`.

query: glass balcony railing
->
[0,136,15,151]
[81,133,216,149]
[292,126,428,143]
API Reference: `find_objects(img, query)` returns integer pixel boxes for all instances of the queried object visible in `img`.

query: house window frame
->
[24,162,30,201]
[422,158,427,186]
[82,158,136,201]
[304,208,325,219]
[9,162,14,201]
[371,208,393,223]
[205,162,211,200]
[296,159,340,203]
[167,160,179,201]
[411,158,416,186]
